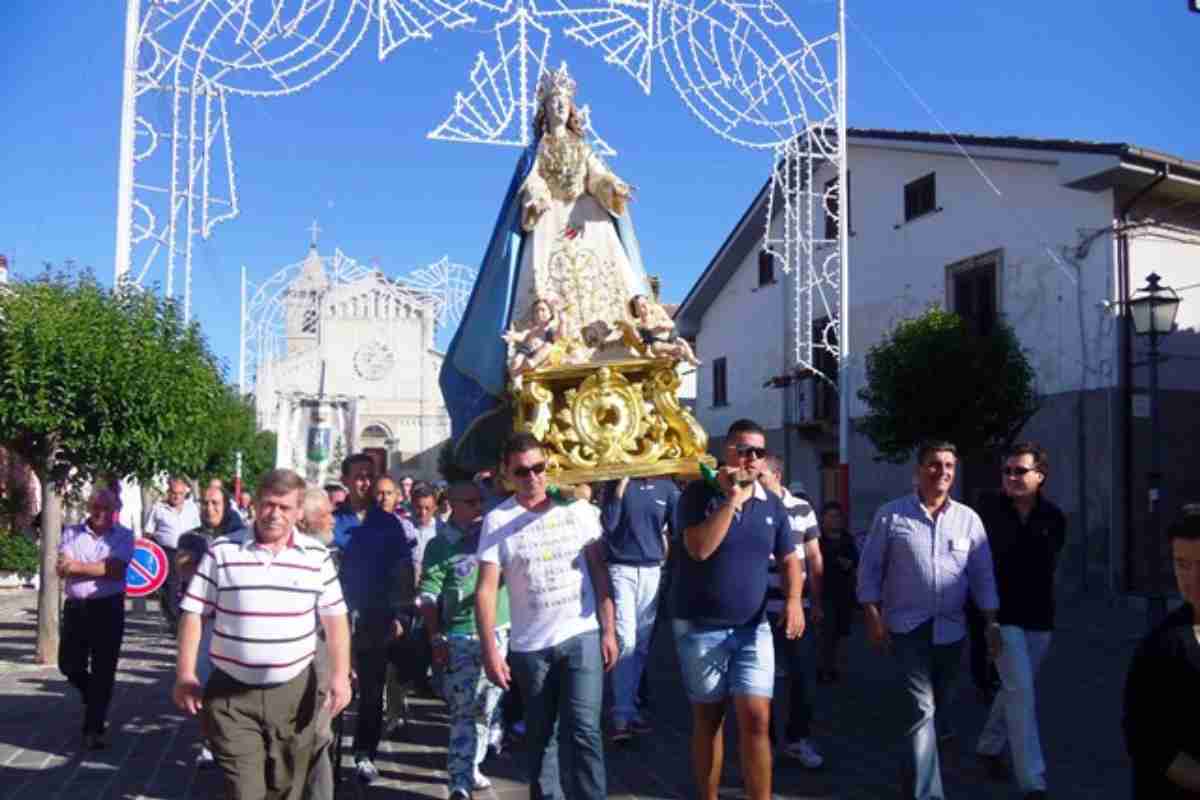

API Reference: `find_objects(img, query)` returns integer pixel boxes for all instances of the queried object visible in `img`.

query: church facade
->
[254,246,451,486]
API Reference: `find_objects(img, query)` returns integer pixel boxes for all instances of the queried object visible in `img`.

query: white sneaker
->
[782,738,824,769]
[472,770,492,790]
[196,745,215,768]
[355,757,381,784]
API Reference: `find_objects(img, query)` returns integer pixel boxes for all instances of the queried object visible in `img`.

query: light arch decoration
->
[115,0,849,386]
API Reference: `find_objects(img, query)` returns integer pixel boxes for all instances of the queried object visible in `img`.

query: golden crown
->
[536,61,577,106]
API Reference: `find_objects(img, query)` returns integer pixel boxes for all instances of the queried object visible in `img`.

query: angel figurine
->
[502,298,562,377]
[628,294,701,366]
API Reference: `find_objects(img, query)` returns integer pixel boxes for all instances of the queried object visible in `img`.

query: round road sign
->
[126,540,168,598]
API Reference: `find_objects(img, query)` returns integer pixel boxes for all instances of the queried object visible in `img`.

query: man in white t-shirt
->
[475,432,617,800]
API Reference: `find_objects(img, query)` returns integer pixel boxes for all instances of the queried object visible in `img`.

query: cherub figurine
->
[502,298,561,377]
[628,294,701,366]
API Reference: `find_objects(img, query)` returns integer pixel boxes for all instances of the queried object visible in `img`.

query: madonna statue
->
[440,63,651,471]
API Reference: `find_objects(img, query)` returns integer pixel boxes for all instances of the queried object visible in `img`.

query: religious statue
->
[439,62,711,479]
[626,294,701,366]
[508,62,647,350]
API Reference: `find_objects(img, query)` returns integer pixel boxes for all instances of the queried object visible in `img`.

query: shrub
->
[0,532,39,576]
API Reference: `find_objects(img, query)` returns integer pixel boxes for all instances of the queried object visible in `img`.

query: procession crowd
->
[51,419,1200,800]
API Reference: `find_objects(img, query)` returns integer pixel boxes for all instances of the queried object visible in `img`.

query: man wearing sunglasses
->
[475,432,618,800]
[974,442,1065,800]
[673,418,805,800]
[858,440,1000,800]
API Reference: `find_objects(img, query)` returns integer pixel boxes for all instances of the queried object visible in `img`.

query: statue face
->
[632,296,648,317]
[545,88,572,130]
[534,301,552,324]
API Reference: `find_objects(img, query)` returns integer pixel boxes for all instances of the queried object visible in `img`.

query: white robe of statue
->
[511,131,644,341]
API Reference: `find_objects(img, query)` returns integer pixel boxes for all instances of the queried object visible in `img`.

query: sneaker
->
[630,714,653,735]
[487,723,504,758]
[609,720,632,744]
[383,716,405,740]
[472,770,492,790]
[781,738,824,769]
[355,757,381,784]
[196,746,216,768]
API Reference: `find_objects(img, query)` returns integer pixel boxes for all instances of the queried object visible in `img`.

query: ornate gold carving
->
[512,357,715,484]
[538,134,588,201]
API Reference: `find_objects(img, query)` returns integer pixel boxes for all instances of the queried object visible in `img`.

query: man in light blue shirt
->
[857,440,1000,800]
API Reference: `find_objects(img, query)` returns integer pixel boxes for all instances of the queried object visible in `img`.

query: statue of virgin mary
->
[439,63,651,471]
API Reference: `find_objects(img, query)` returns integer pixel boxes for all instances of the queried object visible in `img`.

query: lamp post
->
[1129,272,1182,625]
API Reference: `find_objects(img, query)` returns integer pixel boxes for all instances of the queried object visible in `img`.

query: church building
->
[254,245,451,485]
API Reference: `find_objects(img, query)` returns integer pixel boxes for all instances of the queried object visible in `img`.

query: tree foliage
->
[199,389,277,493]
[856,307,1040,464]
[0,270,231,486]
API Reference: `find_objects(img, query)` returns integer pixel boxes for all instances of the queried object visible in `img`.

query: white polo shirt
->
[180,528,346,685]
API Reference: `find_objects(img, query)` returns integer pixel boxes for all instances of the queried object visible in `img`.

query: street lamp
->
[1129,272,1181,624]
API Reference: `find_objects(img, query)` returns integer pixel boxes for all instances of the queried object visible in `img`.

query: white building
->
[677,129,1200,594]
[256,245,450,485]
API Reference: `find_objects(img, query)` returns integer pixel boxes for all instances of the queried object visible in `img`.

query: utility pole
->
[114,0,140,286]
[836,0,851,514]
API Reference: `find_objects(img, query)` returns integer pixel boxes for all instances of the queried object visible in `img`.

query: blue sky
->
[2,1,1198,379]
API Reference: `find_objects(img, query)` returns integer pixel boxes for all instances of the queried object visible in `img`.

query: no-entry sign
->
[125,540,168,598]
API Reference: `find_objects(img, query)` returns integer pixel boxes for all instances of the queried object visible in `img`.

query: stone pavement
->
[0,586,1140,799]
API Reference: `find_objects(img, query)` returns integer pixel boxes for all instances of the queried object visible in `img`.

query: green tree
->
[199,388,276,494]
[857,307,1040,464]
[0,269,227,662]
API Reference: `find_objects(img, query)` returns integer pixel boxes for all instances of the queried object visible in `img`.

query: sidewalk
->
[0,586,1138,799]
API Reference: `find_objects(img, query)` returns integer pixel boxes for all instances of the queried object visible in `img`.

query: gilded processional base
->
[511,358,716,484]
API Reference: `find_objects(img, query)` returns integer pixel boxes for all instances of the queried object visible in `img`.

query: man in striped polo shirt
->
[174,469,351,800]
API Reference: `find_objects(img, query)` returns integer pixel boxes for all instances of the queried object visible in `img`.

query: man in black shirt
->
[1124,507,1200,798]
[974,442,1065,800]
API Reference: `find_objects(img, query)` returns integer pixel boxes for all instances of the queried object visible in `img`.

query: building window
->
[947,251,1000,337]
[758,250,776,286]
[812,319,839,422]
[904,172,937,221]
[823,173,852,240]
[712,357,728,407]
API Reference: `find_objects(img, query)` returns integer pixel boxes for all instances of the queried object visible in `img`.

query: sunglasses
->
[512,462,548,478]
[735,445,768,460]
[1002,466,1037,477]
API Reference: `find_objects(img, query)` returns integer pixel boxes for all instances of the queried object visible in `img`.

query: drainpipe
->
[1118,166,1168,595]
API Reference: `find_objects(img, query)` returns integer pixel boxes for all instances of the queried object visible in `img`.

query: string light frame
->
[114,0,847,380]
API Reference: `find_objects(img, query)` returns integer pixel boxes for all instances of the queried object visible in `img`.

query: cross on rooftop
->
[308,219,322,247]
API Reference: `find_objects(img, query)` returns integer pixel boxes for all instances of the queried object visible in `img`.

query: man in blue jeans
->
[857,440,1000,800]
[673,418,805,800]
[601,475,678,742]
[475,432,618,800]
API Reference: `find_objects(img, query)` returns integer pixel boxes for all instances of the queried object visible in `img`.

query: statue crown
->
[536,62,577,106]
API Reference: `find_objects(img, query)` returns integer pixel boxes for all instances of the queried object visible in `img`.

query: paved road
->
[0,587,1140,799]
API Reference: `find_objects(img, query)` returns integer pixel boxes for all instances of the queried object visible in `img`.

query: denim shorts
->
[672,618,775,703]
